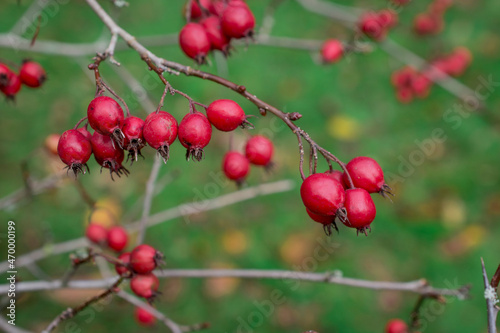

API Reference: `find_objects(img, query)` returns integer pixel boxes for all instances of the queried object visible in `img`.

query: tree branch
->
[482,258,499,333]
[137,154,162,245]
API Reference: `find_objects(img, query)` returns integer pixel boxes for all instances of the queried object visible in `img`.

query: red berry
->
[0,63,13,87]
[222,151,250,184]
[306,208,338,234]
[179,23,211,64]
[115,252,131,277]
[0,73,21,99]
[221,3,255,39]
[391,67,416,87]
[187,0,211,20]
[130,273,160,300]
[300,173,346,217]
[340,188,376,234]
[107,226,128,252]
[413,13,442,35]
[359,12,386,41]
[143,111,178,163]
[178,112,212,161]
[91,131,129,180]
[57,129,92,176]
[206,99,247,132]
[201,16,231,55]
[122,116,146,162]
[77,126,92,141]
[135,307,156,326]
[245,135,273,167]
[324,170,345,188]
[386,319,408,333]
[87,96,125,147]
[342,156,391,196]
[19,61,46,88]
[411,74,432,98]
[86,223,108,244]
[378,9,398,28]
[396,87,414,104]
[130,244,162,274]
[320,39,344,64]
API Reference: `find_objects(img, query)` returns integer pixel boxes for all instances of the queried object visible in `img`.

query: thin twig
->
[137,155,162,245]
[482,258,499,333]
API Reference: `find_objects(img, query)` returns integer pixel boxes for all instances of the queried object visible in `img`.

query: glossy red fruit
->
[206,99,247,131]
[378,9,398,28]
[107,226,128,252]
[122,116,145,162]
[77,126,92,141]
[0,64,13,87]
[87,96,125,147]
[359,12,386,41]
[187,0,212,20]
[130,244,163,274]
[245,135,273,167]
[300,173,346,218]
[57,129,92,175]
[115,252,131,277]
[19,61,46,88]
[178,112,212,161]
[306,208,338,234]
[179,23,211,64]
[324,170,345,188]
[143,111,178,163]
[222,151,250,184]
[342,156,391,195]
[385,319,408,333]
[411,74,432,98]
[135,307,156,326]
[91,132,129,180]
[340,188,376,235]
[0,73,21,99]
[321,39,344,64]
[201,16,231,55]
[413,13,442,35]
[86,223,108,244]
[130,273,160,300]
[221,2,255,38]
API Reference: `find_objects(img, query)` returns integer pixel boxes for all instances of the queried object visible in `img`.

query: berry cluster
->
[86,224,128,252]
[413,0,452,36]
[222,134,274,185]
[0,60,46,99]
[385,318,408,333]
[301,156,391,235]
[57,95,252,179]
[359,9,398,41]
[391,47,472,103]
[180,0,255,63]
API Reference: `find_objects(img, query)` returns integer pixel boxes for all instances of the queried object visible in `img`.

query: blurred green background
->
[0,0,499,332]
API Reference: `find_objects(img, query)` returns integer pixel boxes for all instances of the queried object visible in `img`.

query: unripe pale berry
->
[245,135,274,167]
[86,223,108,244]
[385,319,408,333]
[115,252,132,277]
[222,151,250,184]
[321,39,344,64]
[130,273,160,300]
[130,244,163,274]
[19,61,46,88]
[340,188,376,235]
[221,3,255,39]
[57,129,92,176]
[178,111,212,161]
[179,23,211,64]
[143,111,178,163]
[44,134,61,156]
[207,99,247,131]
[122,116,146,162]
[107,226,128,252]
[87,96,125,148]
[135,307,156,326]
[91,131,129,180]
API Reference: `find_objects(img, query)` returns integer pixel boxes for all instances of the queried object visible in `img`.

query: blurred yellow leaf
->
[440,197,466,228]
[327,115,360,141]
[222,230,248,255]
[204,263,240,298]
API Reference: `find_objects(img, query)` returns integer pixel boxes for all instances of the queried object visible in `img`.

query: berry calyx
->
[321,39,344,64]
[222,151,250,185]
[179,23,211,64]
[342,156,392,197]
[178,111,212,161]
[85,223,108,245]
[57,129,92,176]
[300,173,346,232]
[115,252,132,277]
[143,111,178,164]
[130,273,160,301]
[206,99,249,131]
[340,188,376,235]
[201,16,231,55]
[130,244,164,274]
[385,319,408,333]
[0,63,13,87]
[122,116,146,162]
[87,96,125,148]
[19,61,46,88]
[135,307,156,326]
[221,2,255,39]
[245,135,274,168]
[107,226,128,252]
[91,132,129,180]
[306,208,338,235]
